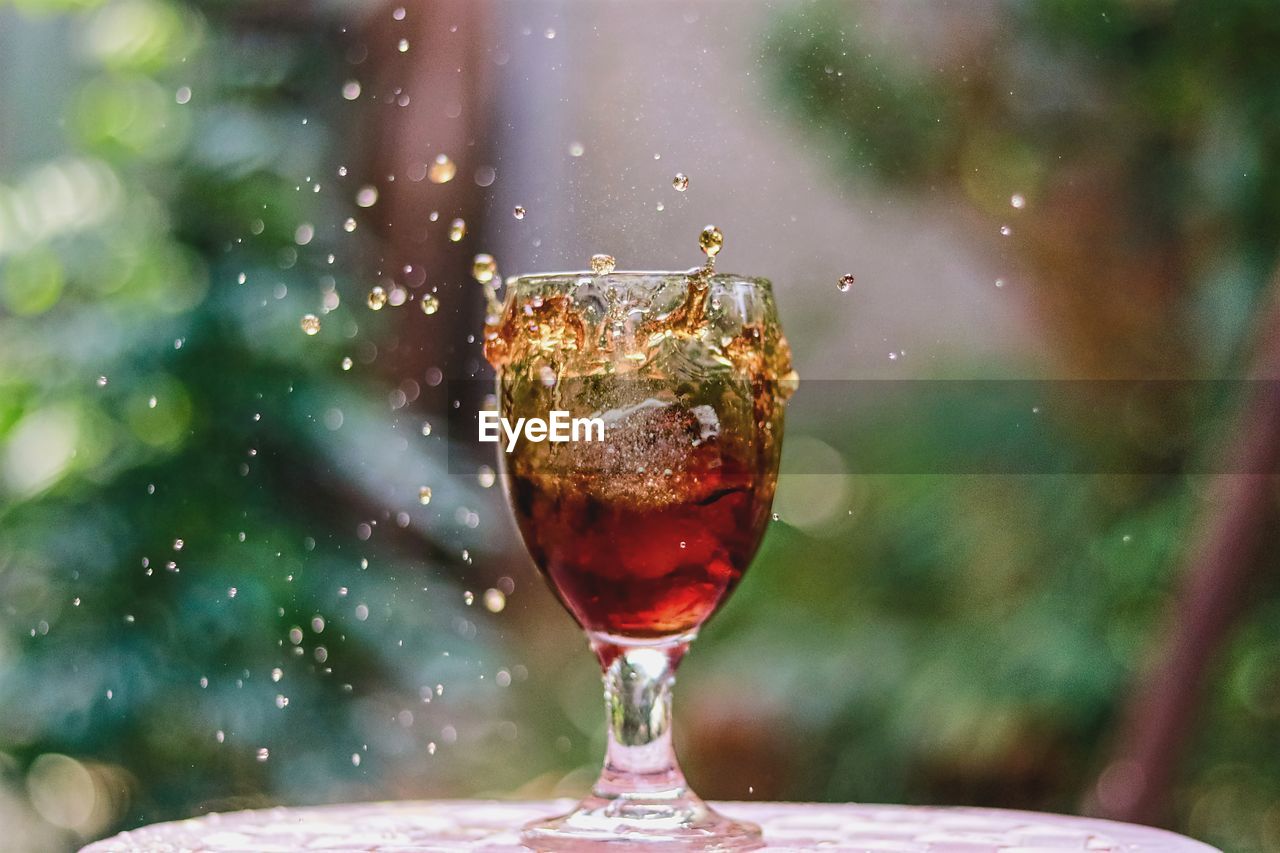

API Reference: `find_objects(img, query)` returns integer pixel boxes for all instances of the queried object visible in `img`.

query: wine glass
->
[485,266,793,850]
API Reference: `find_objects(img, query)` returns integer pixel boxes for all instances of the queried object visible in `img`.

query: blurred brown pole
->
[1090,270,1280,825]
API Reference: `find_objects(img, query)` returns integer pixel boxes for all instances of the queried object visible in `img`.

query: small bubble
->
[228,587,237,598]
[275,694,289,709]
[418,486,433,505]
[343,217,357,232]
[96,375,108,387]
[428,154,457,184]
[148,395,157,408]
[398,38,410,52]
[837,273,856,292]
[175,86,192,104]
[392,6,405,19]
[590,254,616,275]
[352,753,362,766]
[463,590,474,606]
[356,186,379,208]
[771,512,780,521]
[1000,225,1012,236]
[1011,193,1026,209]
[420,294,439,315]
[300,314,321,335]
[672,172,689,191]
[367,286,388,310]
[237,272,247,285]
[342,80,361,100]
[216,730,225,743]
[568,141,585,157]
[483,588,506,613]
[342,356,353,370]
[544,27,556,38]
[513,205,526,220]
[698,225,723,257]
[173,539,185,551]
[421,421,433,436]
[355,603,369,621]
[388,286,408,307]
[256,748,270,762]
[995,278,1005,288]
[477,465,496,488]
[472,253,497,283]
[449,218,466,242]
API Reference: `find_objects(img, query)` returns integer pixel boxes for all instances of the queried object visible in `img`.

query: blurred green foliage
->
[758,2,1280,851]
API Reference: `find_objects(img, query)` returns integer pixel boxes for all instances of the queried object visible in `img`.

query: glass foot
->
[520,791,763,851]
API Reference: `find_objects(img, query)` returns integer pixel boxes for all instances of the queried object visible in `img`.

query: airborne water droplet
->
[300,314,321,335]
[428,154,456,184]
[1011,193,1026,209]
[449,218,466,242]
[698,225,723,257]
[568,141,585,157]
[367,286,388,310]
[1000,225,1012,236]
[418,486,432,505]
[356,186,378,208]
[837,273,855,292]
[342,356,353,370]
[472,254,497,284]
[420,294,439,315]
[672,173,689,191]
[590,254,616,275]
[513,205,526,220]
[398,38,410,52]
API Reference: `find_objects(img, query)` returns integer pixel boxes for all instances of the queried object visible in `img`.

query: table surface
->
[81,799,1220,852]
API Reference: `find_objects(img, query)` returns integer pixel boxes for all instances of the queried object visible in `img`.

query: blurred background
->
[2,0,1279,850]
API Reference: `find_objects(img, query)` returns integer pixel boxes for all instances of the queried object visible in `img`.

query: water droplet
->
[392,6,405,20]
[428,154,456,184]
[1011,193,1026,209]
[477,465,495,488]
[568,141,585,157]
[420,294,439,315]
[275,694,289,709]
[355,603,369,621]
[837,273,856,292]
[237,272,247,285]
[148,395,158,408]
[96,375,108,387]
[216,730,225,743]
[300,314,321,335]
[590,254,616,275]
[463,590,474,606]
[544,27,556,38]
[698,225,723,257]
[341,356,353,370]
[421,421,433,436]
[351,753,362,766]
[995,278,1005,288]
[343,217,357,232]
[771,512,780,521]
[256,748,270,762]
[367,286,388,310]
[418,486,433,505]
[472,253,497,284]
[173,539,184,551]
[397,38,410,52]
[311,615,325,633]
[1000,225,1012,236]
[355,186,379,208]
[342,80,361,100]
[388,286,408,307]
[449,218,466,242]
[672,173,689,191]
[175,86,192,104]
[513,205,525,220]
[483,588,506,612]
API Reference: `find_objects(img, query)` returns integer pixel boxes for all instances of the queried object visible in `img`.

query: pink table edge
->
[80,798,1221,852]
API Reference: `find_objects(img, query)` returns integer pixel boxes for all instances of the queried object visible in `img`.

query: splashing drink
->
[485,228,794,849]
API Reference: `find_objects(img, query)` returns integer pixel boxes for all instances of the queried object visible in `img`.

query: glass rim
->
[503,269,773,292]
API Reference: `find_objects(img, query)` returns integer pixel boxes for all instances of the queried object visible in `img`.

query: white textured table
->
[81,799,1219,852]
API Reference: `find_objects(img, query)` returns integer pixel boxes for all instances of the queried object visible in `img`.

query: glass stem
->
[589,632,693,799]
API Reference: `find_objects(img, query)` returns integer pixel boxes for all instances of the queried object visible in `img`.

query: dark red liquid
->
[509,444,774,638]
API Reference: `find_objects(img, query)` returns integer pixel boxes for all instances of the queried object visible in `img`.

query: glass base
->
[520,791,763,851]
